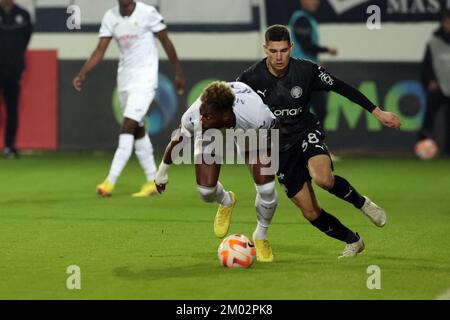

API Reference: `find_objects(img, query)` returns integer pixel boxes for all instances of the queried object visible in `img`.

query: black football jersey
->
[237,58,376,151]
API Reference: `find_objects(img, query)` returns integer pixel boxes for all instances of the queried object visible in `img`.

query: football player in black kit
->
[237,25,401,258]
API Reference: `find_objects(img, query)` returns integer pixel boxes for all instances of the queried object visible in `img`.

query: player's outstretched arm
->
[321,73,401,129]
[156,30,185,95]
[371,107,401,129]
[72,37,112,92]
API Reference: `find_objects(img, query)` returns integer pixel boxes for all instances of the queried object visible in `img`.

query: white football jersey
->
[180,82,276,138]
[99,2,166,91]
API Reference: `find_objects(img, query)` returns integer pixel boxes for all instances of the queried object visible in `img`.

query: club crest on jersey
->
[15,14,24,24]
[290,86,303,99]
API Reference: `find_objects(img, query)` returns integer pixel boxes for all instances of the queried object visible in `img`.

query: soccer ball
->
[218,234,256,268]
[415,139,438,160]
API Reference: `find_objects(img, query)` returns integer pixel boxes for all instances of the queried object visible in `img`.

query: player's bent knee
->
[302,208,320,221]
[255,181,278,206]
[197,184,218,203]
[314,175,334,191]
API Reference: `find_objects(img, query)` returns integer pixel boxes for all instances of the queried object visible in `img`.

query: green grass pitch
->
[0,153,449,299]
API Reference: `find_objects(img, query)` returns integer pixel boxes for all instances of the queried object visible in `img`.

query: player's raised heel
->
[96,180,114,197]
[338,233,365,259]
[214,191,236,238]
[132,181,158,197]
[252,232,274,262]
[361,196,387,227]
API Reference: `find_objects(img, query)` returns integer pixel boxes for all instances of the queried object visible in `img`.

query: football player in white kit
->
[155,81,279,262]
[72,0,185,197]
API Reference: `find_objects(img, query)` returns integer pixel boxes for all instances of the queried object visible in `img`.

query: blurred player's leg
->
[417,90,443,141]
[97,133,134,196]
[132,126,158,197]
[97,117,138,197]
[445,97,450,156]
[291,181,364,258]
[3,77,20,158]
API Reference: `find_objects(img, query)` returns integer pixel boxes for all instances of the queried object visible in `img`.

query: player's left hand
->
[373,107,401,129]
[72,74,85,92]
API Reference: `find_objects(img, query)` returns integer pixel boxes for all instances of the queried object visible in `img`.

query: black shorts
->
[277,126,332,198]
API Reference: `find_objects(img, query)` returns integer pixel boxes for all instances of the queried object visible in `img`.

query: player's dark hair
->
[201,81,235,111]
[265,24,291,44]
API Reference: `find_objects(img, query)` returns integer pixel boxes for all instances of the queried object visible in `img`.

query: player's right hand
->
[155,170,169,194]
[72,74,85,92]
[328,47,338,55]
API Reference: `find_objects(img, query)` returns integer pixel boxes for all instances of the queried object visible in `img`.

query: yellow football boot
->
[213,191,237,238]
[132,181,158,197]
[252,231,274,262]
[96,180,114,197]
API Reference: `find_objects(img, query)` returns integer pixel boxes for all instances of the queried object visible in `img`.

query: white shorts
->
[119,88,156,125]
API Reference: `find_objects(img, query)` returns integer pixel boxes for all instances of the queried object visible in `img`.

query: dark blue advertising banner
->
[266,0,450,25]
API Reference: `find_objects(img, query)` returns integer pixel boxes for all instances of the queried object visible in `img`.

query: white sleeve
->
[259,105,277,129]
[99,11,114,38]
[147,6,167,33]
[180,113,194,137]
[180,99,201,137]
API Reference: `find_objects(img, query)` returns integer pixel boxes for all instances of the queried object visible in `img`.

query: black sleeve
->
[421,44,436,87]
[292,17,328,56]
[236,71,247,83]
[310,64,376,113]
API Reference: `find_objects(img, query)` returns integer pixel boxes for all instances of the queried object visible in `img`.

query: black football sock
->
[310,209,359,244]
[328,175,366,209]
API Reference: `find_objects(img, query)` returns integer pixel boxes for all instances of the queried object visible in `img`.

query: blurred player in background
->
[417,9,450,157]
[155,81,278,262]
[238,25,401,258]
[72,0,185,197]
[289,0,337,158]
[0,0,33,158]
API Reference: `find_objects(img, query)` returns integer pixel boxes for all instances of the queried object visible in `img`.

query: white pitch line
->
[435,288,450,300]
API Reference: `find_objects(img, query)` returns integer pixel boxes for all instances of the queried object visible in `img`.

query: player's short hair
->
[201,81,235,111]
[265,24,291,44]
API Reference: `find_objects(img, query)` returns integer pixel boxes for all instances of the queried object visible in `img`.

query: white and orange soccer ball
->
[415,139,438,160]
[218,234,256,268]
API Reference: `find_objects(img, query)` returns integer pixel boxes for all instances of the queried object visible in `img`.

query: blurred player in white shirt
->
[72,0,185,197]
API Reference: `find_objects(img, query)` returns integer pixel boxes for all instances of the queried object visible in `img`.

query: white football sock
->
[197,182,232,206]
[254,181,278,240]
[134,134,157,181]
[106,133,134,184]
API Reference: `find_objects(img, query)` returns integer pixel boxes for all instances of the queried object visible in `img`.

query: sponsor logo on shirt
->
[273,106,303,117]
[318,71,334,86]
